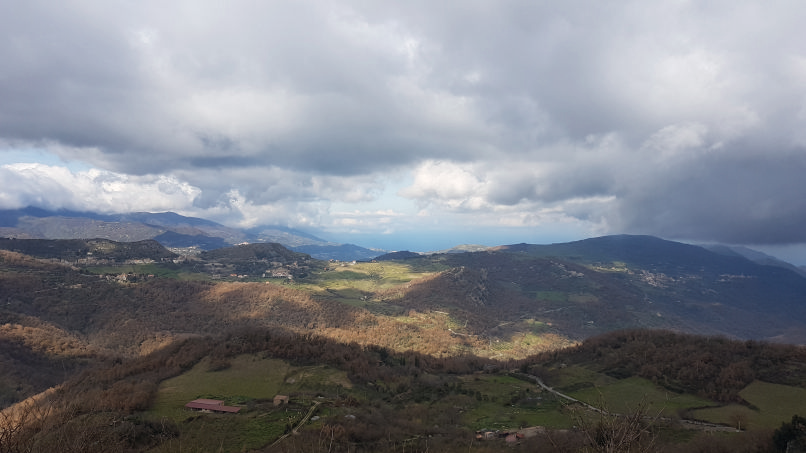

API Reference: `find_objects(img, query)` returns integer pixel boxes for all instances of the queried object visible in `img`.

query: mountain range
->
[0,206,381,260]
[3,207,803,271]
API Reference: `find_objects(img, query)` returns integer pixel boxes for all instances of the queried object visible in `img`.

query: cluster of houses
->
[263,269,293,279]
[322,259,358,271]
[99,272,156,283]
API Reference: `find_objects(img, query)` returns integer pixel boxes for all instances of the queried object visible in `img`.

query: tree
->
[773,415,806,453]
[572,397,660,453]
[0,399,52,453]
[728,410,750,431]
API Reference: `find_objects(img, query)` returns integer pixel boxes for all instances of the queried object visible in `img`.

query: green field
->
[462,396,573,431]
[459,374,574,429]
[551,365,617,391]
[146,355,353,452]
[300,262,431,294]
[568,376,716,416]
[692,381,806,429]
[150,355,290,419]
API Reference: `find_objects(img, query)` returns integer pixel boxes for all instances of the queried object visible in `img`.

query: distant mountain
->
[0,207,379,260]
[433,244,492,254]
[151,231,230,250]
[375,250,423,261]
[291,243,383,261]
[0,208,162,242]
[0,207,246,244]
[199,242,310,264]
[704,243,806,277]
[375,245,492,258]
[246,225,331,246]
[0,237,176,262]
[497,234,722,267]
[198,243,318,278]
[0,206,111,226]
[382,234,806,343]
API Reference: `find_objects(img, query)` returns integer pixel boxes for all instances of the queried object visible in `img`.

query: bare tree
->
[0,399,52,453]
[572,397,661,453]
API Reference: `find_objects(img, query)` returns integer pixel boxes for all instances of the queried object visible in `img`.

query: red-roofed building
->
[185,399,241,413]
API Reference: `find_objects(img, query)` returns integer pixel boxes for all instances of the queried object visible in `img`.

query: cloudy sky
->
[2,1,806,260]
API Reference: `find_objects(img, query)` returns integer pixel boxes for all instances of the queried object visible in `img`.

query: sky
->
[2,1,806,261]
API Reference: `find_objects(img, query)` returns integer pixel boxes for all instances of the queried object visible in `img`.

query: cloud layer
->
[2,1,806,250]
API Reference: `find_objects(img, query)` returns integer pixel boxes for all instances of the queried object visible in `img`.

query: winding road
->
[511,372,739,432]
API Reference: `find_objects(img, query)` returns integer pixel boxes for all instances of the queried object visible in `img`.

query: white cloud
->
[0,163,200,213]
[399,160,487,210]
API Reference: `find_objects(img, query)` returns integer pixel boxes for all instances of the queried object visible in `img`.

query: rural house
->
[185,399,241,413]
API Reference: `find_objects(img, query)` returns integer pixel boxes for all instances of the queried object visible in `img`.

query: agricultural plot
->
[691,381,806,429]
[459,374,574,429]
[313,262,426,290]
[551,365,618,392]
[567,376,716,416]
[296,262,431,306]
[150,355,289,419]
[463,396,573,431]
[146,354,354,452]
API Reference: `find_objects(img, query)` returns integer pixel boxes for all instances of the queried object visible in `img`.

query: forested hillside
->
[2,325,804,452]
[529,329,806,403]
[0,238,176,263]
[379,236,806,342]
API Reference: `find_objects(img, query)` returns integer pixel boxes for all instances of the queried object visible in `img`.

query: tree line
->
[525,329,806,403]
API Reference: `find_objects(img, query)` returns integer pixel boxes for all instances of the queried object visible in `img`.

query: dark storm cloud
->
[615,151,806,244]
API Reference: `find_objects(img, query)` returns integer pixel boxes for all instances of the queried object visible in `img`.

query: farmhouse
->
[184,399,241,413]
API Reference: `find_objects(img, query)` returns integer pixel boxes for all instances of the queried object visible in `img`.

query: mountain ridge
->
[0,207,380,261]
[375,235,806,343]
[4,207,802,273]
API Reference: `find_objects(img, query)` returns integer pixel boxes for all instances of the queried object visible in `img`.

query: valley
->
[1,235,805,451]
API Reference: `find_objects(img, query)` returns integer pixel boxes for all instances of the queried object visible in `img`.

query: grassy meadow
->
[567,376,717,416]
[145,354,354,452]
[691,380,806,430]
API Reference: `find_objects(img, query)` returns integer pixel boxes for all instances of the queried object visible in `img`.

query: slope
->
[377,235,806,342]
